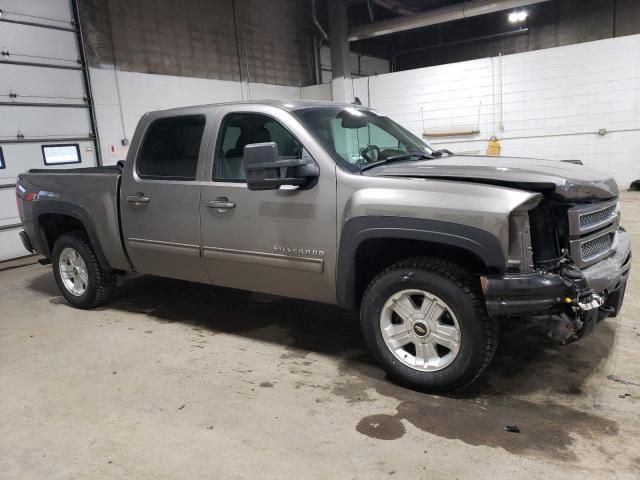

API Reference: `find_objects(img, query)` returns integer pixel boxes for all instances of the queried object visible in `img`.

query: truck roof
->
[147,99,365,116]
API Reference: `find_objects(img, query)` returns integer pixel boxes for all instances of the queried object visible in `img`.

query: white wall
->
[90,68,306,163]
[351,34,640,188]
[300,83,331,101]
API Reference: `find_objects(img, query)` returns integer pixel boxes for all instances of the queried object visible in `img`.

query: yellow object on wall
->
[487,136,501,156]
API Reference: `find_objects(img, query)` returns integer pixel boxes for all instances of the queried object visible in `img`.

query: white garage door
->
[0,0,100,261]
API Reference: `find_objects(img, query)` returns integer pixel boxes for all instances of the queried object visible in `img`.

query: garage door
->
[0,0,100,261]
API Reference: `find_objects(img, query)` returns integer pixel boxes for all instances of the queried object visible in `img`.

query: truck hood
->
[363,155,618,201]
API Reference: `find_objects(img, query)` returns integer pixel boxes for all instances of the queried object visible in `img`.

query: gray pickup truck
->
[16,100,631,391]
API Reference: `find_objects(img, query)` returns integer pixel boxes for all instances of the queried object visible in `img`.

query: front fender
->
[336,216,507,309]
[335,175,543,310]
[341,181,541,255]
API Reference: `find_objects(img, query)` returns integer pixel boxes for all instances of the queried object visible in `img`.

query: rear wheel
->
[360,257,498,391]
[52,231,116,309]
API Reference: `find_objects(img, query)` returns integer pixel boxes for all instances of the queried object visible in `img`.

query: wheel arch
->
[336,216,507,310]
[34,201,112,269]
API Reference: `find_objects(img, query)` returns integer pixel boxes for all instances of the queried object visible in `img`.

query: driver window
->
[215,113,302,181]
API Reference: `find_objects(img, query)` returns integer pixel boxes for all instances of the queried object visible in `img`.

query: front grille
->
[580,232,614,261]
[567,199,619,268]
[579,204,617,230]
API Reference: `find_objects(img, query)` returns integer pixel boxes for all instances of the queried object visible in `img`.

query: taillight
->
[15,186,35,222]
[16,189,24,221]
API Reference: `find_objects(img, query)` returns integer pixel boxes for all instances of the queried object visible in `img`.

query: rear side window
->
[138,115,206,180]
[0,147,4,169]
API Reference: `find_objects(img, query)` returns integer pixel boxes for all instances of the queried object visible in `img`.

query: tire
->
[360,257,498,392]
[52,231,116,309]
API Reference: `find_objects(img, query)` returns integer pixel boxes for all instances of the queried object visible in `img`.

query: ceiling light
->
[508,10,528,23]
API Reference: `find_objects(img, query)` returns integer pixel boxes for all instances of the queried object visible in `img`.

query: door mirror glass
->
[244,142,319,191]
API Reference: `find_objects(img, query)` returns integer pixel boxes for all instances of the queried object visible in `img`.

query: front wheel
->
[360,258,498,391]
[52,231,116,309]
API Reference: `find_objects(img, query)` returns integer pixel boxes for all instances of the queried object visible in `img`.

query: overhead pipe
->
[311,0,329,45]
[311,0,328,84]
[348,0,552,41]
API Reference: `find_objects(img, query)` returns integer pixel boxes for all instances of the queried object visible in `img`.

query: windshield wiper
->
[360,152,434,172]
[431,148,453,158]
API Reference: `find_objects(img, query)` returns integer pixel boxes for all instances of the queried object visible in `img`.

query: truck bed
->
[17,165,131,272]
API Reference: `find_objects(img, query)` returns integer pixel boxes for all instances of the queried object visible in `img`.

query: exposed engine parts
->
[539,255,612,343]
[577,293,604,311]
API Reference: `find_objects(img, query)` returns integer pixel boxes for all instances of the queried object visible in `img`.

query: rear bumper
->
[19,230,35,253]
[483,229,631,318]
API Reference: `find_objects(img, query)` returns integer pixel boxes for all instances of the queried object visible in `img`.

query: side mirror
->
[243,142,319,191]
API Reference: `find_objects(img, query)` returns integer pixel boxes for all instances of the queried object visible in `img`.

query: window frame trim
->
[41,143,81,166]
[136,114,207,182]
[212,111,307,183]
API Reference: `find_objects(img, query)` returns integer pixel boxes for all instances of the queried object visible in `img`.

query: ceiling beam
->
[372,0,417,16]
[349,0,553,41]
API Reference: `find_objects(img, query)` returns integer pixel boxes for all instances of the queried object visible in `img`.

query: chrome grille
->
[567,199,619,268]
[579,204,617,230]
[568,199,618,236]
[580,232,614,261]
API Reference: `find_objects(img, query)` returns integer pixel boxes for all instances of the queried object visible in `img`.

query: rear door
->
[199,106,338,303]
[120,112,209,283]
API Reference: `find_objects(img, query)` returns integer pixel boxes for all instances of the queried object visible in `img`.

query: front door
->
[200,109,337,303]
[120,113,209,283]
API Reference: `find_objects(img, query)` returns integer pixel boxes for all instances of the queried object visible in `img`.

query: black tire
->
[52,231,116,309]
[360,257,498,392]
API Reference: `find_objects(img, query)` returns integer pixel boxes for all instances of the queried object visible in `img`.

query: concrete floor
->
[1,195,639,480]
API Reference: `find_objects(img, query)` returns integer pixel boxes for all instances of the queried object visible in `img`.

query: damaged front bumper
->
[482,230,631,338]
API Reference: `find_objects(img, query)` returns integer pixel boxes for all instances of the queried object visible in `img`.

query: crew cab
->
[16,100,631,391]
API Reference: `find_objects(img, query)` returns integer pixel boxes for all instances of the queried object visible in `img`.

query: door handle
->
[127,194,151,205]
[207,198,236,212]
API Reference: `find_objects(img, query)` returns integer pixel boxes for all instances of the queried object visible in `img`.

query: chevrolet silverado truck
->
[16,100,631,391]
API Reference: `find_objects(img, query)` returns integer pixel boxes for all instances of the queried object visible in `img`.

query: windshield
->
[292,106,434,173]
